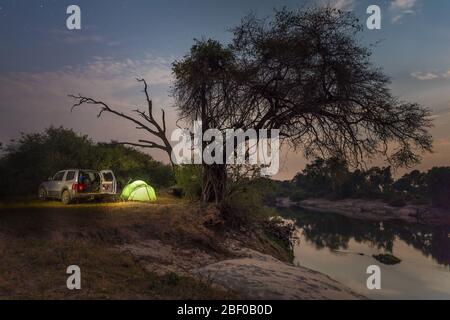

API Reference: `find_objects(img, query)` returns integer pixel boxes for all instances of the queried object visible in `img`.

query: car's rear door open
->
[100,170,117,194]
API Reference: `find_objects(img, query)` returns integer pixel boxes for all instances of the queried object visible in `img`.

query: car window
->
[102,172,114,182]
[53,171,65,181]
[79,171,99,184]
[66,171,76,181]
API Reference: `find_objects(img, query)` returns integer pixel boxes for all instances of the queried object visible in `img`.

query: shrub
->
[0,127,174,197]
[426,167,450,209]
[387,195,407,207]
[220,185,276,228]
[290,189,307,202]
[174,165,202,200]
[409,197,429,206]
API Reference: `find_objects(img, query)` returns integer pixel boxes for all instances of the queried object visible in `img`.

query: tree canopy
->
[172,7,433,204]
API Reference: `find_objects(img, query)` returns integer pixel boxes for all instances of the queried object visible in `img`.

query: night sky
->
[1,0,450,179]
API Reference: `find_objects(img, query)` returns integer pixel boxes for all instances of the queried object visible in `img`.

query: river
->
[279,208,450,299]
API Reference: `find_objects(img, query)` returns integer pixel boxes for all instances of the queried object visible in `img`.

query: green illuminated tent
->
[121,180,157,202]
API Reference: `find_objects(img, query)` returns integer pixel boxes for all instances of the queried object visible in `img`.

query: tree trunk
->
[201,164,227,204]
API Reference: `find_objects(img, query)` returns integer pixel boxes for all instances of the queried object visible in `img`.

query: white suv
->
[38,169,117,204]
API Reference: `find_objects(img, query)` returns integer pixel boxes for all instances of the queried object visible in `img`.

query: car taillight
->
[72,183,85,192]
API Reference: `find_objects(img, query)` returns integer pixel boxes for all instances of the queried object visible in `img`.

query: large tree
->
[172,40,239,203]
[173,7,432,204]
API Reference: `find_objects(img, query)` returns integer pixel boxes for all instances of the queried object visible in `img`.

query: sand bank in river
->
[283,198,450,226]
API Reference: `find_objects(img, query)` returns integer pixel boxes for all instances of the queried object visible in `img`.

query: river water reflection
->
[279,208,450,299]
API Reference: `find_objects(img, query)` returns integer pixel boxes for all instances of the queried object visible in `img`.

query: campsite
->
[0,196,293,299]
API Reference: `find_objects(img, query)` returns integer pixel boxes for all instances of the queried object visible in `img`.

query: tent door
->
[100,170,117,194]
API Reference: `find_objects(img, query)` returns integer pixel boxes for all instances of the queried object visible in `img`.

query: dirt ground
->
[0,196,365,300]
[0,196,238,299]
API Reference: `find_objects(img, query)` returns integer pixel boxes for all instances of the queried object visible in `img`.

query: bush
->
[220,185,276,228]
[387,195,407,207]
[409,197,429,206]
[0,127,174,197]
[174,165,202,200]
[426,167,450,209]
[290,189,307,202]
[93,143,174,189]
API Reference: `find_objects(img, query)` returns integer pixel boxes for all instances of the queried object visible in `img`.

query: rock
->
[372,253,402,265]
[193,248,365,300]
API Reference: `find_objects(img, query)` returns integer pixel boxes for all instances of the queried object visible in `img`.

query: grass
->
[0,193,294,299]
[0,194,236,299]
[0,239,234,300]
[0,193,181,210]
[260,230,294,262]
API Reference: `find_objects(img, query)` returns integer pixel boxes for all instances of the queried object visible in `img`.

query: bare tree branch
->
[69,78,173,165]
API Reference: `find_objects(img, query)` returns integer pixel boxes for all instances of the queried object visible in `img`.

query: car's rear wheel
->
[38,187,47,201]
[61,190,71,205]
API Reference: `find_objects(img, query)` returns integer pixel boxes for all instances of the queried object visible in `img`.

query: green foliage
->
[386,194,407,208]
[292,157,393,200]
[221,179,277,228]
[0,127,173,197]
[173,165,202,200]
[290,189,307,202]
[425,167,450,209]
[281,157,450,210]
[358,167,394,199]
[91,143,174,189]
[393,170,426,195]
[241,177,280,206]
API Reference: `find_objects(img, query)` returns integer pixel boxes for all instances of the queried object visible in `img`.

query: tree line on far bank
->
[272,157,450,209]
[0,127,174,198]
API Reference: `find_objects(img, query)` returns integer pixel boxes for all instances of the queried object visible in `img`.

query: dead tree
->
[69,78,173,164]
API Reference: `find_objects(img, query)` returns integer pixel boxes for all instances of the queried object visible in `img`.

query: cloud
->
[0,55,174,106]
[390,0,420,23]
[318,0,355,11]
[428,107,450,120]
[51,30,121,46]
[63,34,107,45]
[442,70,450,78]
[330,0,355,11]
[411,68,450,81]
[434,138,450,147]
[66,55,174,84]
[0,55,177,162]
[391,0,418,11]
[410,71,440,81]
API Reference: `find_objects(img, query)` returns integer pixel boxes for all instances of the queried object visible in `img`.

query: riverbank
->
[194,244,364,299]
[0,196,364,299]
[277,197,450,226]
